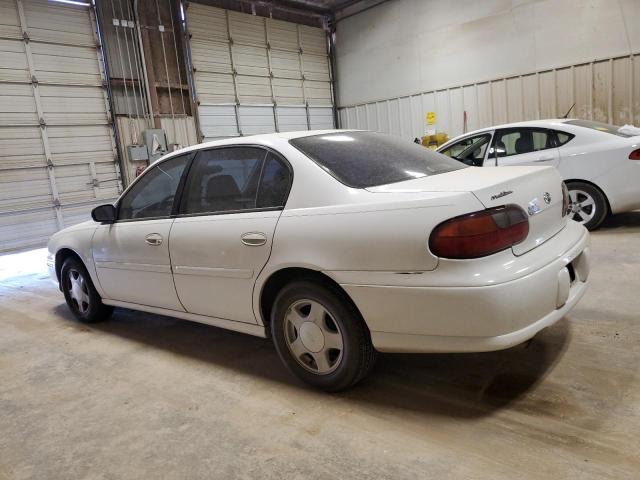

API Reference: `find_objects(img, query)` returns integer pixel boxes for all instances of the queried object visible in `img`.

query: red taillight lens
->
[429,205,529,259]
[562,182,569,217]
[629,149,640,160]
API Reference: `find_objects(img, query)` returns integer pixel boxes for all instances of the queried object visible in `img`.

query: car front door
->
[169,146,292,323]
[92,153,192,310]
[490,127,560,167]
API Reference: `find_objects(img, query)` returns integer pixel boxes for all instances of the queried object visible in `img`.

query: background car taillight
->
[429,205,529,259]
[562,182,570,217]
[629,149,640,160]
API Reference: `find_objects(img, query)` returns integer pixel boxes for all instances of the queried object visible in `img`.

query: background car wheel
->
[566,181,608,230]
[61,257,113,323]
[271,280,377,392]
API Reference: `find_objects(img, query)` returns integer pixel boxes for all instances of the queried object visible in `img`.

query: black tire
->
[60,257,113,323]
[566,181,608,231]
[270,280,377,392]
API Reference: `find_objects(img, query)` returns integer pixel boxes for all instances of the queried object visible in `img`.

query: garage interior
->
[1,0,639,478]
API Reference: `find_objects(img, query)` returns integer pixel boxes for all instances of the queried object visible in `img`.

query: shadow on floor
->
[599,211,640,231]
[54,302,571,419]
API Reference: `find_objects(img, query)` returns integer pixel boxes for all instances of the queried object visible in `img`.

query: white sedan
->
[47,131,590,391]
[438,119,640,230]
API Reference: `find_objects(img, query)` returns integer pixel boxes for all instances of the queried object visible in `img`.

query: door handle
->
[533,155,554,162]
[241,232,267,246]
[145,233,163,246]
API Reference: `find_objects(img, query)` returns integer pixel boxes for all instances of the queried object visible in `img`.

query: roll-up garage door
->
[186,3,335,141]
[0,0,121,253]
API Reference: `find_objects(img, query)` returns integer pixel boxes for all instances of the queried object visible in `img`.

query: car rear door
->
[169,146,292,323]
[490,127,560,168]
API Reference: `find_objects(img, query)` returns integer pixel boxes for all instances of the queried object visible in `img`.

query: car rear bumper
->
[338,221,590,353]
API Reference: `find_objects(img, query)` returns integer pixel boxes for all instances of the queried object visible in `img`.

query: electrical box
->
[143,129,168,162]
[127,144,149,162]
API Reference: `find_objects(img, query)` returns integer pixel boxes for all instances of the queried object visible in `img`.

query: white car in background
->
[48,131,589,391]
[438,119,640,230]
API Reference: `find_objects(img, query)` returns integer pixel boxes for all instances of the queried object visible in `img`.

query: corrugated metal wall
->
[338,54,640,141]
[185,3,334,141]
[0,0,122,253]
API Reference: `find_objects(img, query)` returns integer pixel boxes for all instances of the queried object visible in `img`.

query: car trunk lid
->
[366,166,567,255]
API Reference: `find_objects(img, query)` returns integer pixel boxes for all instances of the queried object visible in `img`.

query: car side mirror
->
[91,204,117,223]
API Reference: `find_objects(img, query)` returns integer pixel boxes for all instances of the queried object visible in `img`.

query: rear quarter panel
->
[558,130,640,213]
[267,192,483,274]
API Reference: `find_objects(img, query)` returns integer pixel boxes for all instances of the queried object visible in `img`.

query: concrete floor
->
[1,215,639,480]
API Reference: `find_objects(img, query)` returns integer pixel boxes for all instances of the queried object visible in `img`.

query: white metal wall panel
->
[339,54,640,141]
[196,105,239,142]
[238,105,276,135]
[186,3,334,140]
[308,107,334,130]
[0,0,121,253]
[276,106,307,132]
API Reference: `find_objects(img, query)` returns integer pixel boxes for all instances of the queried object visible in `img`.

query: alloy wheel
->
[568,188,596,225]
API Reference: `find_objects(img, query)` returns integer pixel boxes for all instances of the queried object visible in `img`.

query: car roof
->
[155,129,358,163]
[460,119,573,136]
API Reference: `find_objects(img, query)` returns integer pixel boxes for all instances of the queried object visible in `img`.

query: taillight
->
[429,205,529,259]
[562,182,569,217]
[629,149,640,160]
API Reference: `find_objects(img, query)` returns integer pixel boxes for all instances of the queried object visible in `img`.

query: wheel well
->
[564,179,611,214]
[55,248,82,283]
[259,267,362,328]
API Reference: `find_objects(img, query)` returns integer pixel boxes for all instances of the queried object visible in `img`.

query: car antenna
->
[562,103,576,119]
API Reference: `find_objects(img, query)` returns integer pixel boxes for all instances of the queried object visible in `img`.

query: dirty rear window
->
[290,131,466,188]
[564,120,632,138]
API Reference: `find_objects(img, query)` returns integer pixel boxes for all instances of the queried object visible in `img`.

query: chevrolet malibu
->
[48,130,590,391]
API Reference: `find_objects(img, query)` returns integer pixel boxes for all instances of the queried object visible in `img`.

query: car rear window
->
[289,131,466,188]
[564,119,632,138]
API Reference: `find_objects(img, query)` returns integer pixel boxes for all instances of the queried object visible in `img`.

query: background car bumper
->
[339,222,590,353]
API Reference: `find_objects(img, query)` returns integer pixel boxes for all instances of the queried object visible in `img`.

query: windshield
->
[290,131,466,188]
[564,119,633,138]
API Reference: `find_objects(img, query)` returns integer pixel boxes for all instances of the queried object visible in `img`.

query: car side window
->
[182,147,267,214]
[118,154,190,220]
[493,129,555,157]
[441,134,491,166]
[555,131,575,146]
[256,153,291,208]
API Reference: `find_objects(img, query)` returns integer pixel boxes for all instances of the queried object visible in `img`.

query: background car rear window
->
[290,131,466,188]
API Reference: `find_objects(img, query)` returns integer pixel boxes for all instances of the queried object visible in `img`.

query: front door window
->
[118,154,190,220]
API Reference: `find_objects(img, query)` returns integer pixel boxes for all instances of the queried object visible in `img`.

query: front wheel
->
[270,280,377,392]
[566,182,608,230]
[61,257,113,323]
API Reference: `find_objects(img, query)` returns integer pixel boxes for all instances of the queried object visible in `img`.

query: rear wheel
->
[271,280,376,391]
[566,182,607,230]
[61,257,113,323]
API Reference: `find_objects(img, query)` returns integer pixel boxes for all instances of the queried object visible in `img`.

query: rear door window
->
[182,147,266,214]
[492,128,555,157]
[256,153,291,208]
